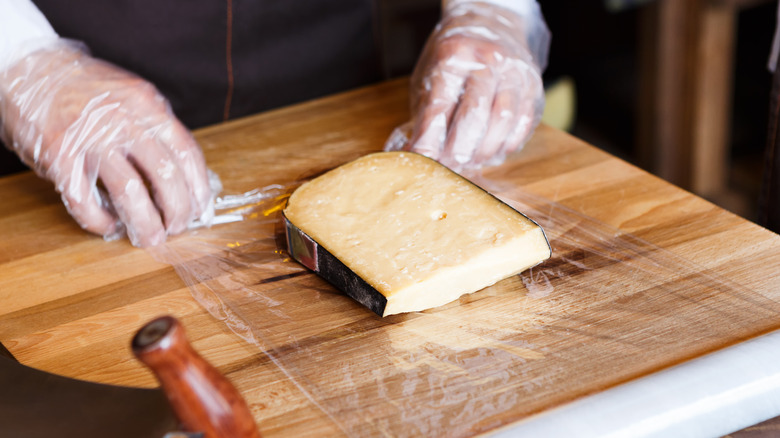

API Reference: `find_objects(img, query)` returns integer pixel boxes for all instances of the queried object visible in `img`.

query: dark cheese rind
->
[284,214,388,316]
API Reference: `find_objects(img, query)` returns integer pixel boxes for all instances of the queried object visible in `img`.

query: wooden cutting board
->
[1,79,779,437]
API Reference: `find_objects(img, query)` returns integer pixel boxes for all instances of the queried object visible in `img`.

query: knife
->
[0,316,260,438]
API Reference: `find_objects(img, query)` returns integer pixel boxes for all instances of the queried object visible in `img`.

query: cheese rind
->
[283,151,551,316]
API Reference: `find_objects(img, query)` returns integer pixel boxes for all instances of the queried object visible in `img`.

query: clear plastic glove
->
[386,1,551,172]
[0,40,214,247]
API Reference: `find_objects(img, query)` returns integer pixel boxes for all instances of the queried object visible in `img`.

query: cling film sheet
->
[148,167,780,437]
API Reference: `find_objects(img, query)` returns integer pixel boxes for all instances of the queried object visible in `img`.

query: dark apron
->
[32,0,382,129]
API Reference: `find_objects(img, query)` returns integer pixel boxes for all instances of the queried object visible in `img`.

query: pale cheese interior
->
[284,152,551,316]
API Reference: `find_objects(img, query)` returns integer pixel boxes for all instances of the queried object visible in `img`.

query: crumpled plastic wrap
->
[147,161,780,437]
[386,1,550,173]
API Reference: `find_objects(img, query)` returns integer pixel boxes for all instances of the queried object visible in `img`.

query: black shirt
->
[33,0,382,128]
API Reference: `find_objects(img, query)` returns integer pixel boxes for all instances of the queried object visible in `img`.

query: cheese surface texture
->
[284,152,551,316]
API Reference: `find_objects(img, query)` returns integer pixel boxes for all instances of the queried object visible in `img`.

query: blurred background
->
[541,0,776,223]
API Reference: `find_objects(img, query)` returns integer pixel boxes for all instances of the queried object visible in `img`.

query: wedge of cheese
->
[283,151,551,317]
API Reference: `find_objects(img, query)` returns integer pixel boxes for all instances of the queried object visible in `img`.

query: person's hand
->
[392,1,550,172]
[0,41,213,247]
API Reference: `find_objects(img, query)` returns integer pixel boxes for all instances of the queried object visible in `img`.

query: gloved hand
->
[0,41,214,247]
[387,1,550,172]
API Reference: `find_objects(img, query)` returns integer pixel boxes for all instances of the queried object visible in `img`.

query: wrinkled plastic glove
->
[386,1,550,172]
[0,41,215,247]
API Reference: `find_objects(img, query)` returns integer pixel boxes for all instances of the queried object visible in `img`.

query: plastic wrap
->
[386,1,550,173]
[0,40,214,247]
[148,162,780,437]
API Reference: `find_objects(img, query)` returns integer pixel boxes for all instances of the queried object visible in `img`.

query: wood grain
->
[1,78,779,436]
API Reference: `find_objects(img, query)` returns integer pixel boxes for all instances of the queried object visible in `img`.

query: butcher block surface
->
[1,78,780,437]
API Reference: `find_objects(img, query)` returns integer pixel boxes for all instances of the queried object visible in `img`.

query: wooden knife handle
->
[132,316,261,438]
